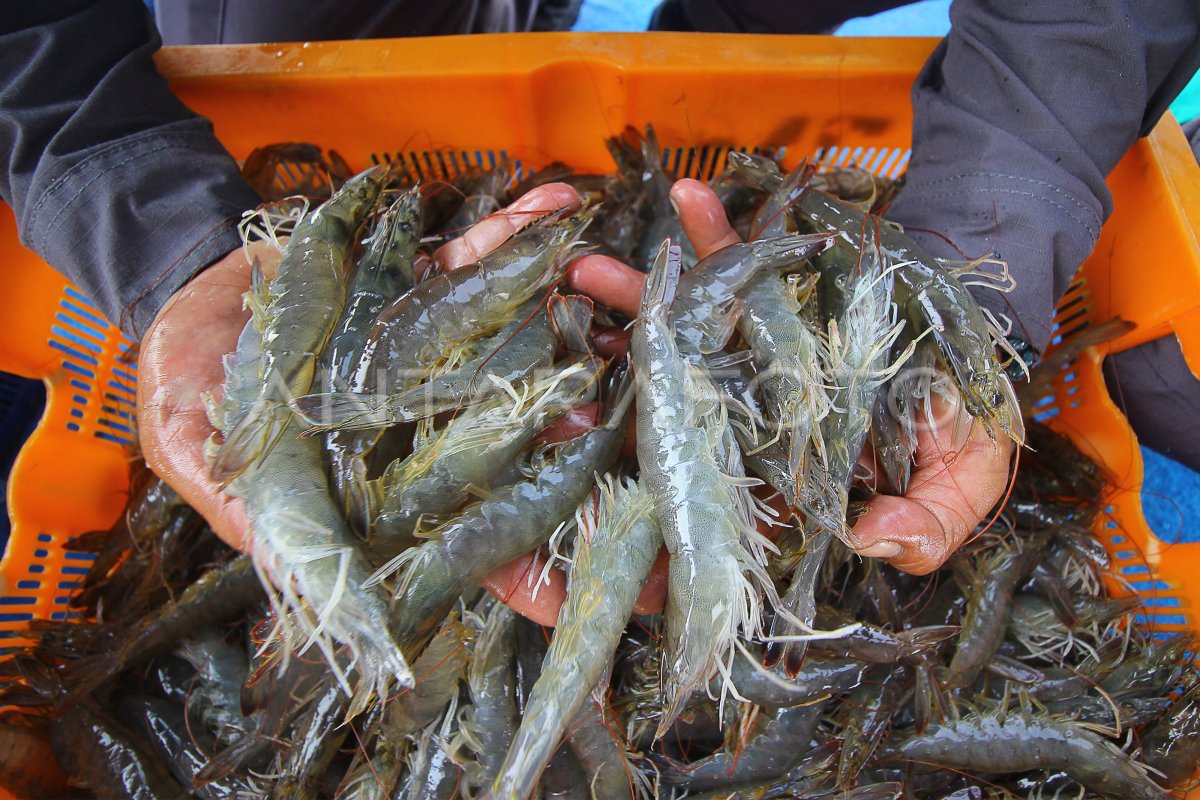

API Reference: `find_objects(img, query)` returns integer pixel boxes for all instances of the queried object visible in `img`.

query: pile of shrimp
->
[0,129,1195,800]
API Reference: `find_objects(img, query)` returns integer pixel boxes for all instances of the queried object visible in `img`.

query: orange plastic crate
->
[0,31,1197,786]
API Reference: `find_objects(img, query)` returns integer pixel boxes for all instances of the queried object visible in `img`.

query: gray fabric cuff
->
[885,0,1200,356]
[19,119,261,340]
[887,160,1104,354]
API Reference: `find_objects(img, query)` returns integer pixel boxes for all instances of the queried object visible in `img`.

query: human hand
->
[137,242,270,552]
[565,178,1013,578]
[488,177,793,625]
[138,183,585,555]
[852,388,1014,575]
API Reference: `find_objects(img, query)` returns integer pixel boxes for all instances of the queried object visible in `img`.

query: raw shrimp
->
[368,356,603,555]
[209,264,413,708]
[672,233,830,357]
[716,649,866,708]
[212,166,385,481]
[605,125,696,271]
[795,185,1023,443]
[294,293,582,432]
[806,610,956,664]
[565,699,644,800]
[736,266,826,483]
[1139,681,1200,787]
[631,241,775,734]
[271,678,351,800]
[376,373,632,656]
[946,530,1050,687]
[136,695,256,800]
[336,617,472,800]
[354,202,594,396]
[652,710,831,791]
[52,700,191,800]
[770,225,909,674]
[62,555,261,700]
[323,186,423,390]
[491,476,662,800]
[458,600,520,793]
[444,158,512,235]
[402,697,464,800]
[320,186,422,518]
[175,628,254,746]
[388,616,474,736]
[836,668,909,789]
[890,710,1169,800]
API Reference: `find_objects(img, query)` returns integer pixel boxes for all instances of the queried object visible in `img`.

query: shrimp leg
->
[769,226,908,674]
[795,186,1023,443]
[368,356,603,554]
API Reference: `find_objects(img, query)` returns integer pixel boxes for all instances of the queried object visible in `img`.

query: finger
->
[566,254,645,319]
[632,548,669,615]
[481,552,565,627]
[412,253,433,284]
[670,179,742,258]
[565,179,739,318]
[534,402,601,446]
[593,327,630,359]
[435,183,581,271]
[851,392,1014,575]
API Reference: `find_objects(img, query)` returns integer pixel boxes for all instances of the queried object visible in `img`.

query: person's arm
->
[886,0,1200,356]
[0,0,261,340]
[845,0,1200,567]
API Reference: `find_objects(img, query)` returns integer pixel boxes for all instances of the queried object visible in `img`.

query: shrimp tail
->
[603,362,637,428]
[549,293,595,356]
[658,560,761,739]
[725,150,785,191]
[209,399,290,484]
[765,527,833,675]
[641,240,683,313]
[492,476,660,800]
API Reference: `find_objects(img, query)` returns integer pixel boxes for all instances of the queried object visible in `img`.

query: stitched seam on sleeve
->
[123,219,240,339]
[28,129,218,247]
[900,186,1099,240]
[900,170,1102,227]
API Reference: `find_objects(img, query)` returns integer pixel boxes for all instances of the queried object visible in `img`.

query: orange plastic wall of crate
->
[0,34,1196,792]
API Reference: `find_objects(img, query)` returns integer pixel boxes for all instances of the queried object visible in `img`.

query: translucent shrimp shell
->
[631,241,773,735]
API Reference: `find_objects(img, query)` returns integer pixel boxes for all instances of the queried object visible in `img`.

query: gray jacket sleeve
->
[0,0,261,340]
[885,0,1200,355]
